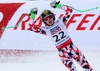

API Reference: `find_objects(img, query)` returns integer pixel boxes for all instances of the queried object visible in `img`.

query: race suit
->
[29,6,94,71]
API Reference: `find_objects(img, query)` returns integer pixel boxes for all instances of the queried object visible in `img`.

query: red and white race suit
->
[29,6,94,71]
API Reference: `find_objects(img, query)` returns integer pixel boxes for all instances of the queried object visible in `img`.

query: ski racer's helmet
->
[41,10,55,25]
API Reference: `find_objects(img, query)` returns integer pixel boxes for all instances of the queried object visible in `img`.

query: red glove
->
[33,25,41,33]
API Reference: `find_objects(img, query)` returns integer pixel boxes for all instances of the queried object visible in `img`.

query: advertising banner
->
[0,0,100,50]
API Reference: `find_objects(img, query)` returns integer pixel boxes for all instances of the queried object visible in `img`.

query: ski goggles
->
[43,14,54,22]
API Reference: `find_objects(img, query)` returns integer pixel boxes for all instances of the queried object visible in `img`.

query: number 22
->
[53,31,66,42]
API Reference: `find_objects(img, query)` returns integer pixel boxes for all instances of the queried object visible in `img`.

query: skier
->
[28,1,94,71]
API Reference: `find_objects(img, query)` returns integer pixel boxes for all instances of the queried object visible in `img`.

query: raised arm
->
[50,1,73,22]
[27,8,46,35]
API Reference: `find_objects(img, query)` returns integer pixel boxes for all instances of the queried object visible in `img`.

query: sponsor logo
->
[0,4,100,39]
[50,25,61,35]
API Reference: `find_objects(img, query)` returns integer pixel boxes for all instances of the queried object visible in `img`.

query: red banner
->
[0,3,24,38]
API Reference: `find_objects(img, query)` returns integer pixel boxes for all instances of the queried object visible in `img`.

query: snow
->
[0,50,100,71]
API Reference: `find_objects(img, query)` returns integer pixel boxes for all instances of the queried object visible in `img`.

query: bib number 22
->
[53,31,66,42]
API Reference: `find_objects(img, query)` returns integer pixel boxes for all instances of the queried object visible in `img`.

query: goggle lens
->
[44,15,53,21]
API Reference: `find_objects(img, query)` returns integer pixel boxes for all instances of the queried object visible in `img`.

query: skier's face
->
[43,14,54,26]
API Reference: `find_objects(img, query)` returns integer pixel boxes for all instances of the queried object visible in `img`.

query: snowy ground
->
[0,50,100,71]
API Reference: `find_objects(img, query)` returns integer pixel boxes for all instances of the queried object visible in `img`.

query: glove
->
[29,7,38,19]
[33,25,41,33]
[29,7,38,15]
[50,1,62,9]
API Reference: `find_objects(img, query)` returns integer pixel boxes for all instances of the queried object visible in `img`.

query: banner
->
[0,3,24,37]
[0,1,100,50]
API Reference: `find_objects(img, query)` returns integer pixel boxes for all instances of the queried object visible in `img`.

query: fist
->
[30,7,38,15]
[50,1,60,8]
